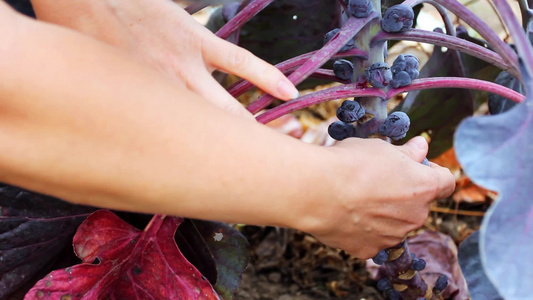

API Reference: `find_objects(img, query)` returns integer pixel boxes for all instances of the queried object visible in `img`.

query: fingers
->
[205,38,299,101]
[186,69,255,120]
[397,136,455,199]
[397,136,428,163]
[429,163,456,199]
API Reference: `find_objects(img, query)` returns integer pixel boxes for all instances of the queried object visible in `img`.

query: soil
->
[233,196,487,300]
[234,227,384,300]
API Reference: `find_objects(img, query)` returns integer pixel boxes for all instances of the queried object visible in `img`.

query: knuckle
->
[410,207,430,229]
[414,214,428,228]
[227,48,251,70]
[224,102,252,118]
[425,172,441,198]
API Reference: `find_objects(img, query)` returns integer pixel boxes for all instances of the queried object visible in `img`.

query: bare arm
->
[0,3,454,258]
[28,0,300,118]
[0,3,319,225]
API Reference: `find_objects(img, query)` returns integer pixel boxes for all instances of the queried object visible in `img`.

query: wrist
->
[276,145,344,233]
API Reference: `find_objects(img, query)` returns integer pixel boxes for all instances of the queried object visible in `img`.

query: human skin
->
[29,0,300,118]
[0,2,454,259]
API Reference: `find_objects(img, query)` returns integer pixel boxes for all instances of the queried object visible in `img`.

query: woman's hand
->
[29,0,298,118]
[294,136,455,259]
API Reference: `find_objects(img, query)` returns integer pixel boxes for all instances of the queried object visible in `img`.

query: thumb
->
[397,136,428,163]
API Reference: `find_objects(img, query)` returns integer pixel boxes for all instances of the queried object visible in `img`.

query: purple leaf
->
[191,220,250,300]
[458,231,503,300]
[454,65,533,300]
[174,219,250,300]
[0,184,95,299]
[455,2,533,298]
[25,210,219,299]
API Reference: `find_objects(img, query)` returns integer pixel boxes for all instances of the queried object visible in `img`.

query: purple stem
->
[248,13,379,114]
[387,77,526,102]
[216,0,275,40]
[144,214,165,236]
[518,0,533,29]
[404,0,519,73]
[337,0,348,12]
[256,77,525,124]
[309,69,353,84]
[425,0,456,36]
[492,0,533,78]
[373,29,519,78]
[184,1,214,14]
[227,48,368,98]
[256,84,386,124]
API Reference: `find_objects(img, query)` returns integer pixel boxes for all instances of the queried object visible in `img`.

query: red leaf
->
[24,210,219,300]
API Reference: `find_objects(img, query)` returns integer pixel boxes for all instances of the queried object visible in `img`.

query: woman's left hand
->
[30,0,299,118]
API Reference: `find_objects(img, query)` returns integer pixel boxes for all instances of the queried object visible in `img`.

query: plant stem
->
[425,0,456,36]
[309,69,353,84]
[143,214,166,235]
[247,13,379,114]
[255,77,525,124]
[493,0,533,81]
[216,0,275,40]
[256,84,386,124]
[518,0,533,30]
[373,29,519,78]
[404,0,519,74]
[184,0,216,14]
[227,48,367,97]
[387,77,525,103]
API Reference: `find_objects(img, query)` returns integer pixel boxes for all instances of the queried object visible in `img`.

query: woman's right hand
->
[293,136,455,259]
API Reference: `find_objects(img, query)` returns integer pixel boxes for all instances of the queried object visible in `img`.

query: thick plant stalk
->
[216,0,275,40]
[372,29,519,77]
[350,0,387,138]
[255,77,524,124]
[227,48,368,97]
[247,13,379,114]
[382,241,430,299]
[404,0,519,74]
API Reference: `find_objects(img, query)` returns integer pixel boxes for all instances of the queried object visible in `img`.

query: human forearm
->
[0,9,330,229]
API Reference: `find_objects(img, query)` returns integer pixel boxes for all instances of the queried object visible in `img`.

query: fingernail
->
[277,80,299,100]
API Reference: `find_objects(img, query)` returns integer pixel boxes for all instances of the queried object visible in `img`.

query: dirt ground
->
[233,199,485,300]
